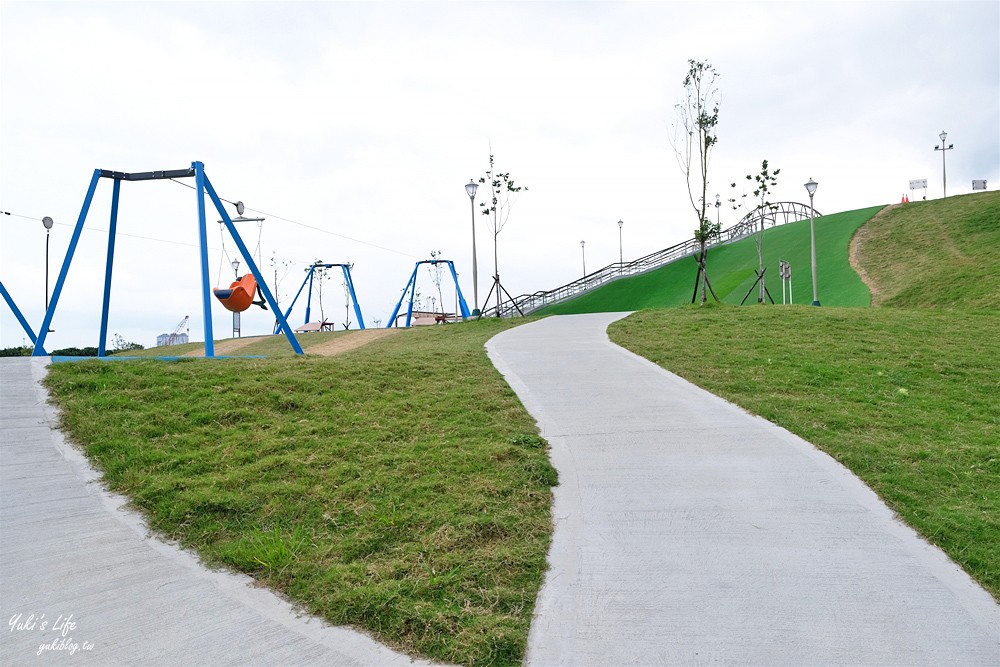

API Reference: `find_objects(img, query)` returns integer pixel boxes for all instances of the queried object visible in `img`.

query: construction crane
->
[160,315,189,347]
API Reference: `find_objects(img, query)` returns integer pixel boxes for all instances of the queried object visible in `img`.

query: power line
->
[167,179,420,259]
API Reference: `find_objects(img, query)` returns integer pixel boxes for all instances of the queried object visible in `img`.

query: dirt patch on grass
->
[849,204,896,306]
[183,336,265,357]
[307,328,401,357]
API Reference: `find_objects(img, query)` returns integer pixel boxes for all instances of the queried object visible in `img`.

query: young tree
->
[311,260,331,325]
[427,250,445,314]
[479,152,528,315]
[731,160,780,303]
[672,59,721,305]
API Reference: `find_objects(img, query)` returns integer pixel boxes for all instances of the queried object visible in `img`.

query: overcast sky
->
[1,1,997,350]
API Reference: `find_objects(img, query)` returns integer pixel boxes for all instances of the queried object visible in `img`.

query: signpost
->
[909,179,928,201]
[972,180,987,191]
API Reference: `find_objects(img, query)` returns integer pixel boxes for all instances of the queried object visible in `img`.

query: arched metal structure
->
[721,202,822,243]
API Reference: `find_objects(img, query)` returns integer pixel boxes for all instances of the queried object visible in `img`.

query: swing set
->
[387,259,470,328]
[27,161,304,357]
[274,261,365,335]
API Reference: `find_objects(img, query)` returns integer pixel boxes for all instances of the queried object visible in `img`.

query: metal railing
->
[481,202,819,318]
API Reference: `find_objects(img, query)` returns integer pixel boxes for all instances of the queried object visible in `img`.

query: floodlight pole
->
[934,130,954,198]
[581,240,586,277]
[805,177,820,306]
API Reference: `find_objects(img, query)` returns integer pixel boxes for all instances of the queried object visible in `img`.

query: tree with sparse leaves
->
[478,152,528,315]
[731,159,780,303]
[672,59,721,305]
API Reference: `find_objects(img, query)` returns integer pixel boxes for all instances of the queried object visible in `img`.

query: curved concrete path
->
[0,357,431,666]
[486,312,1000,666]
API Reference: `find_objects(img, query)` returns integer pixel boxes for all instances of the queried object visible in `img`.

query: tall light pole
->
[714,193,721,228]
[42,216,54,310]
[580,240,586,277]
[617,220,624,273]
[934,130,954,198]
[465,180,479,314]
[804,178,820,306]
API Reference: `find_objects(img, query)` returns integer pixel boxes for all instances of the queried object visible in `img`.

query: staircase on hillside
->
[481,202,820,317]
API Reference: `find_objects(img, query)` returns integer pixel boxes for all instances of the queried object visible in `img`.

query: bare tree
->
[671,59,721,305]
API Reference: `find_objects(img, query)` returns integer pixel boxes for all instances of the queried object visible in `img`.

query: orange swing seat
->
[213,274,259,313]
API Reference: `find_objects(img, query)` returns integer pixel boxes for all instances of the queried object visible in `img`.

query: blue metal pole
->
[203,175,303,355]
[446,261,471,319]
[404,265,419,328]
[342,265,365,329]
[98,179,122,357]
[0,280,38,345]
[304,266,316,325]
[194,162,215,358]
[386,263,419,328]
[274,269,312,335]
[33,169,101,356]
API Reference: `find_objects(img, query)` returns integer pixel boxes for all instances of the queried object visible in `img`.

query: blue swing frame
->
[274,262,366,335]
[386,259,471,328]
[0,280,40,348]
[31,161,303,357]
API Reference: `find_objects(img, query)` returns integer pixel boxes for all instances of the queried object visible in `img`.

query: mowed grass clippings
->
[45,318,556,667]
[609,306,999,599]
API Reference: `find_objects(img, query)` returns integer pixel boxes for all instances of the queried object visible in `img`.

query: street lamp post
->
[231,259,241,337]
[42,216,54,310]
[934,130,954,198]
[465,180,480,314]
[581,240,586,277]
[714,193,721,228]
[804,178,820,306]
[617,220,624,273]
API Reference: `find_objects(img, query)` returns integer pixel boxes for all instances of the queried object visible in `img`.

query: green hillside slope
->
[535,206,882,315]
[853,191,1000,309]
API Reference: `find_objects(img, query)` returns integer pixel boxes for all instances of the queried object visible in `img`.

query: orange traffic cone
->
[901,194,906,203]
[905,195,910,203]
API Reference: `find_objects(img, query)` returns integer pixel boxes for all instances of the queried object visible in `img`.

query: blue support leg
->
[34,169,102,356]
[342,265,365,329]
[304,267,316,326]
[0,280,38,345]
[274,269,312,335]
[447,261,471,319]
[98,179,122,357]
[203,175,303,355]
[194,162,216,358]
[386,263,419,328]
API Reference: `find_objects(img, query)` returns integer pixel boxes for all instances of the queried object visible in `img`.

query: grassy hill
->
[535,206,882,315]
[853,191,1000,309]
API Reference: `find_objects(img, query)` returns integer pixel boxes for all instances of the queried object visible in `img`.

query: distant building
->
[156,332,189,347]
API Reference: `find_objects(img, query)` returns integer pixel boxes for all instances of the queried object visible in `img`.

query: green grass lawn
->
[609,305,999,599]
[855,190,1000,308]
[46,318,555,667]
[535,206,881,315]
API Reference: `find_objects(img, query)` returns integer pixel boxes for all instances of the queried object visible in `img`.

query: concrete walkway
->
[0,357,430,666]
[486,312,1000,666]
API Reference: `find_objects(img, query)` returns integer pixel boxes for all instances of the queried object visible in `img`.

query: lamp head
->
[235,201,245,216]
[618,219,624,228]
[804,178,818,197]
[42,216,54,230]
[231,259,240,272]
[715,193,721,207]
[465,180,478,199]
[939,130,947,143]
